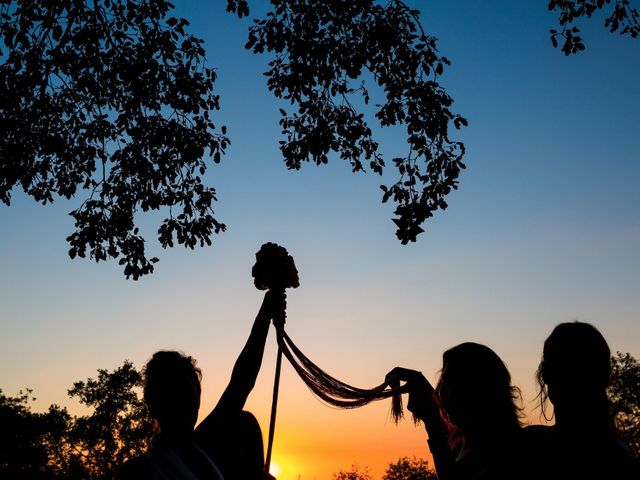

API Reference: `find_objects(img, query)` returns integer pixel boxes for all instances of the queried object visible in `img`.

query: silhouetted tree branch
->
[66,361,153,478]
[2,1,638,277]
[243,0,467,244]
[0,0,228,279]
[0,362,153,479]
[548,0,640,54]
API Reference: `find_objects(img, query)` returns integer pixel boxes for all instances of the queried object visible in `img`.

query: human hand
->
[258,289,287,327]
[385,367,436,421]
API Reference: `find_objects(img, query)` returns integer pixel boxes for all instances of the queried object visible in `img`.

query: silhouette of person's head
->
[143,351,202,440]
[435,342,521,438]
[537,322,611,417]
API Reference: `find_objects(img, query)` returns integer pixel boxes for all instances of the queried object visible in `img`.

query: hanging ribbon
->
[275,325,405,414]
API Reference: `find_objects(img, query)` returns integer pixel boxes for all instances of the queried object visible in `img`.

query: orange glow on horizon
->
[257,399,436,480]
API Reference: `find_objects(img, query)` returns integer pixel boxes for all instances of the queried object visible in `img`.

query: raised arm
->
[197,290,285,434]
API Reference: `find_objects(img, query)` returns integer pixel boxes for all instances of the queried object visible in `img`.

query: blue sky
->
[1,1,639,478]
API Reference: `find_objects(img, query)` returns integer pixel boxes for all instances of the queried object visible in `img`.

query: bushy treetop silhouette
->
[0,0,228,279]
[0,361,153,479]
[1,0,636,278]
[609,351,640,456]
[382,456,437,480]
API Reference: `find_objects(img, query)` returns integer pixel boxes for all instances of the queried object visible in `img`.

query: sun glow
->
[269,461,281,478]
[266,454,306,480]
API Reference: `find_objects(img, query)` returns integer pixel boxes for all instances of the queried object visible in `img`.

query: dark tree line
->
[1,0,637,278]
[332,456,437,480]
[0,362,153,480]
[1,352,638,479]
[609,352,640,455]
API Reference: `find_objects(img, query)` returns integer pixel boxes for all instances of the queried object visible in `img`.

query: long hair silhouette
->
[436,343,522,447]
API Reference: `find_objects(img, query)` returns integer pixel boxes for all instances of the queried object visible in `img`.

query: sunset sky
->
[1,1,639,479]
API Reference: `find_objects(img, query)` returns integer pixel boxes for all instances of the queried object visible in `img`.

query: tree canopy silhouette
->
[609,351,640,456]
[242,0,467,245]
[0,389,70,479]
[0,361,153,480]
[332,464,372,480]
[382,456,437,480]
[330,457,437,480]
[1,0,637,278]
[65,361,153,478]
[0,0,228,279]
[548,0,639,54]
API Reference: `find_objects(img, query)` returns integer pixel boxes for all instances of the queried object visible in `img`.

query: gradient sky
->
[1,1,639,479]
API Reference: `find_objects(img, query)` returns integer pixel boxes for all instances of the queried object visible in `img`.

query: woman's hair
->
[218,411,267,479]
[142,350,202,416]
[435,342,522,435]
[536,321,611,418]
